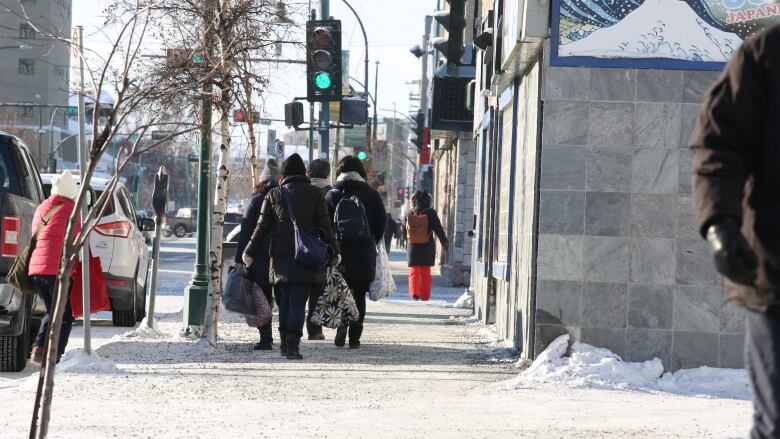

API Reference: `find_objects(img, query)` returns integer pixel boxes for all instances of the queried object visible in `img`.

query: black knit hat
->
[280,153,306,177]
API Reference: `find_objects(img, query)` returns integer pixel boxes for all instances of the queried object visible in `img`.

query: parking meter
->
[152,166,169,217]
[147,166,169,329]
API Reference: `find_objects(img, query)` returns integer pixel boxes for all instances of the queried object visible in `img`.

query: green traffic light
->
[314,71,332,90]
[357,151,367,161]
[66,106,78,116]
[192,54,204,64]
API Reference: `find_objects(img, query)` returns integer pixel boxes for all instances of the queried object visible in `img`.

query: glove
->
[705,218,758,286]
[242,253,254,268]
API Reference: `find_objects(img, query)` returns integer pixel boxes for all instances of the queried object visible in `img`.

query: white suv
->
[41,174,152,327]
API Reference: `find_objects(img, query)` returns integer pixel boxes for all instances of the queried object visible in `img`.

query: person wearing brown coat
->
[690,24,780,439]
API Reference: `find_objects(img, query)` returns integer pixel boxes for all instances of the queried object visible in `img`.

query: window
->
[18,24,35,40]
[116,188,136,220]
[18,59,35,75]
[16,105,34,119]
[94,191,116,216]
[0,143,24,197]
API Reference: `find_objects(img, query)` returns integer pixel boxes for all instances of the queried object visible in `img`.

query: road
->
[0,240,752,438]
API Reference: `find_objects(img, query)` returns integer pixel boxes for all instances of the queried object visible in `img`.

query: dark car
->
[0,132,46,372]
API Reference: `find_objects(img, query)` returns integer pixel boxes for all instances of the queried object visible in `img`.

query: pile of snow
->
[120,318,168,339]
[508,335,751,400]
[57,349,116,373]
[469,324,517,362]
[450,313,480,325]
[450,289,474,309]
[559,0,741,62]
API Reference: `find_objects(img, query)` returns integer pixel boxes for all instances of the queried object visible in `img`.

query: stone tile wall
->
[534,51,743,370]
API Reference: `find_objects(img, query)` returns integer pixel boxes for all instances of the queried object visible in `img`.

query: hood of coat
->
[51,170,78,200]
[333,178,371,192]
[281,175,311,186]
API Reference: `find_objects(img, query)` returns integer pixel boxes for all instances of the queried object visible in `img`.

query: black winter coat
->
[235,182,277,286]
[406,208,448,267]
[326,179,386,283]
[690,24,780,311]
[244,176,339,286]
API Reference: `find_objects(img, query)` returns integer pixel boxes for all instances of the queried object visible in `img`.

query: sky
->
[71,0,438,152]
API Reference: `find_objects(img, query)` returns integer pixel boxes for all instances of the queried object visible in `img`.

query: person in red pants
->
[405,191,448,301]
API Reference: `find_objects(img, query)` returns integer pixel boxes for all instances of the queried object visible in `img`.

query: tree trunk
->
[241,68,259,188]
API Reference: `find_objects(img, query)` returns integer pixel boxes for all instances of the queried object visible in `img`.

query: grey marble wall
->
[534,59,743,370]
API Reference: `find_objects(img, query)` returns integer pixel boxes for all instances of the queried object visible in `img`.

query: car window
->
[0,142,24,197]
[117,187,137,222]
[19,148,43,201]
[94,190,115,216]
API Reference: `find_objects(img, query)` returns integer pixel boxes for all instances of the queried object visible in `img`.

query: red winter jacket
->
[28,195,80,276]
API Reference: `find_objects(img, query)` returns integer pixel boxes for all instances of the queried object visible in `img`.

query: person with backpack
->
[235,158,279,350]
[243,154,339,360]
[325,156,386,348]
[406,191,448,301]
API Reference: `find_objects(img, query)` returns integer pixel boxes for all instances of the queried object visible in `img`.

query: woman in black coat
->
[243,154,339,360]
[406,191,448,301]
[235,158,279,350]
[325,156,386,348]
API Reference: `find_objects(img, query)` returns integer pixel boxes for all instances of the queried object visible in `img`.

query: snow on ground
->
[508,334,752,401]
[0,247,754,438]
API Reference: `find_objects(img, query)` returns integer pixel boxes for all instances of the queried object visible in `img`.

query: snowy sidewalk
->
[0,248,752,438]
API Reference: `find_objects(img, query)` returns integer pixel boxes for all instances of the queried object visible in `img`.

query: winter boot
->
[286,336,303,360]
[253,341,273,351]
[334,326,348,347]
[279,330,288,357]
[30,345,44,367]
[348,323,364,349]
[255,325,273,350]
[307,323,325,341]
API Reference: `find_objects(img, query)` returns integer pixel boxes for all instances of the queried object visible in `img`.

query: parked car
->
[163,207,196,238]
[41,174,154,328]
[0,133,46,372]
[136,211,154,244]
[223,212,243,238]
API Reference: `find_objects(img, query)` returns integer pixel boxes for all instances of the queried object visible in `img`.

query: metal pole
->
[318,0,330,159]
[340,0,369,148]
[373,61,379,140]
[76,26,91,355]
[146,215,162,329]
[309,103,315,162]
[421,16,432,126]
[48,109,58,173]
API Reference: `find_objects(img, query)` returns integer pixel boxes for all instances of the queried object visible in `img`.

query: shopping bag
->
[222,267,255,315]
[369,244,396,301]
[310,267,359,329]
[246,283,272,328]
[70,253,111,318]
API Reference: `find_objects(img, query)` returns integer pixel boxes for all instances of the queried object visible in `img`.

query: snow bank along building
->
[425,0,778,370]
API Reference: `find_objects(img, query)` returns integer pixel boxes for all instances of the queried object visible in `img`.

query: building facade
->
[420,0,770,370]
[0,0,72,165]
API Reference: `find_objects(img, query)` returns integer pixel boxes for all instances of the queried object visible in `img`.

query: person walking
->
[384,213,397,253]
[326,156,386,349]
[304,158,331,340]
[406,191,448,301]
[28,170,80,366]
[243,154,338,360]
[690,24,780,439]
[235,158,279,350]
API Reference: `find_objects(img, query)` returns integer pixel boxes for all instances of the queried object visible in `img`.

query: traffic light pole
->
[318,0,330,159]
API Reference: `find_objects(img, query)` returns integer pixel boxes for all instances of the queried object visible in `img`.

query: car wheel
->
[174,224,187,238]
[0,294,33,372]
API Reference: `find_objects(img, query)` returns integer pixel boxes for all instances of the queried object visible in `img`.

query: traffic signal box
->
[306,20,342,103]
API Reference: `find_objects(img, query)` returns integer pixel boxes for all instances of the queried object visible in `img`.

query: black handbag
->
[280,187,330,271]
[7,204,63,294]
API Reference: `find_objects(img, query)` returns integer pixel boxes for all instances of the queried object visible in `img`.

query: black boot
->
[279,330,288,357]
[334,326,348,347]
[348,323,364,349]
[286,335,303,360]
[307,323,325,341]
[255,325,273,350]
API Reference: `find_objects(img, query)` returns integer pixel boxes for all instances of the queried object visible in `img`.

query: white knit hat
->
[51,170,78,200]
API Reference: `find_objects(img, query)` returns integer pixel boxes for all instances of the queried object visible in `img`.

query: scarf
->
[337,171,365,182]
[310,177,331,189]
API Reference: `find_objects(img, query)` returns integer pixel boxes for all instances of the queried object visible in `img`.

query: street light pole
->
[340,0,370,147]
[318,0,330,159]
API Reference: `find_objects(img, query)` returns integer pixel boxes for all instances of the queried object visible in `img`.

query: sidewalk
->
[0,248,751,438]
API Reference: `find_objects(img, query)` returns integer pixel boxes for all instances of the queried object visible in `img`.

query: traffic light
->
[410,112,425,149]
[396,187,405,201]
[431,75,473,132]
[234,110,260,124]
[356,149,368,161]
[285,102,304,128]
[340,96,368,125]
[306,20,342,102]
[432,0,467,66]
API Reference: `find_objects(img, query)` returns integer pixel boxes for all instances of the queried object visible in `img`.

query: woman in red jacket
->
[29,170,80,366]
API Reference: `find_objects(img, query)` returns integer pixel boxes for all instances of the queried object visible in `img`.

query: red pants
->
[408,266,432,301]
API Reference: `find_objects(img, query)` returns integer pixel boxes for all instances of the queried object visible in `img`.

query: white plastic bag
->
[369,244,396,301]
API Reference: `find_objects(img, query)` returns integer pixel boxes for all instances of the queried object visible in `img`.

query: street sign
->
[71,28,80,60]
[275,140,285,161]
[266,129,276,156]
[259,119,272,126]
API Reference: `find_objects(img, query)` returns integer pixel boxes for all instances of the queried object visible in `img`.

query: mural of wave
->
[560,0,724,31]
